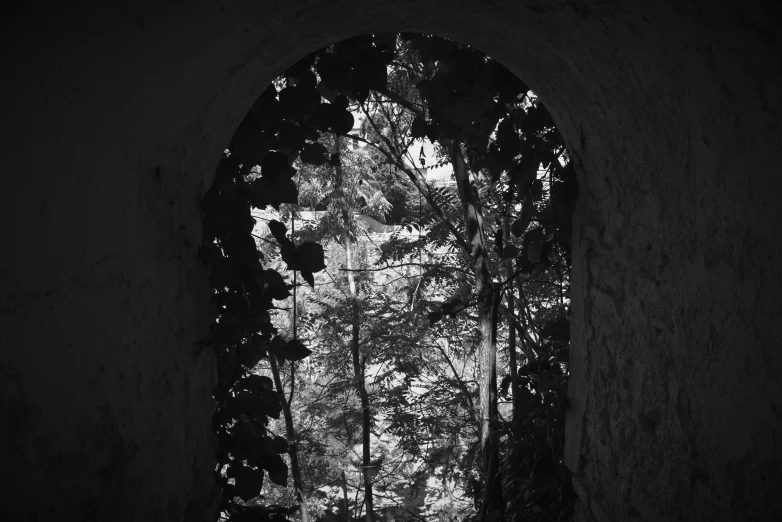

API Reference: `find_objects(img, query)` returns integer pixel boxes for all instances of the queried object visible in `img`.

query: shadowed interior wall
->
[0,1,779,520]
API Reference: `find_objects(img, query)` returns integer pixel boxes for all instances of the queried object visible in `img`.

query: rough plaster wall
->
[0,4,223,521]
[0,0,779,520]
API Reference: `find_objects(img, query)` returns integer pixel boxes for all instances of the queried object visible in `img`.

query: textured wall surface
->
[0,1,779,520]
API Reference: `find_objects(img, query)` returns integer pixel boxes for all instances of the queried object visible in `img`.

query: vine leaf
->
[229,118,270,168]
[237,374,275,394]
[411,116,427,139]
[527,242,543,263]
[332,109,355,135]
[332,94,350,111]
[300,269,315,288]
[295,242,326,272]
[263,268,292,300]
[503,244,519,259]
[268,220,288,241]
[242,334,268,368]
[358,54,388,91]
[249,177,298,210]
[540,317,570,344]
[269,435,288,453]
[426,122,440,143]
[269,337,312,361]
[277,119,305,151]
[257,454,289,486]
[233,465,264,501]
[300,142,329,165]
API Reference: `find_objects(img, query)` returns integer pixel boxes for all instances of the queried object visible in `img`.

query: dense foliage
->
[200,33,577,522]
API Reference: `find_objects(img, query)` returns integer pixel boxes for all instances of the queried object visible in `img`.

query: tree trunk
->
[448,141,503,517]
[269,355,310,522]
[480,291,503,521]
[335,137,374,522]
[341,471,351,522]
[501,214,524,502]
[502,215,521,421]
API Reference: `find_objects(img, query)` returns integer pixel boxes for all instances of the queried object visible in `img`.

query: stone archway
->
[1,1,779,521]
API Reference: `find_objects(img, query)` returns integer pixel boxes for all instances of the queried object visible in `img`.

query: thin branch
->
[338,262,469,275]
[341,126,470,255]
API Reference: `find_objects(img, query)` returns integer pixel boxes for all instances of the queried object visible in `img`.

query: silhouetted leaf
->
[300,142,329,165]
[279,86,311,120]
[297,69,318,90]
[527,242,543,263]
[262,151,291,180]
[530,178,544,201]
[332,94,350,111]
[242,334,267,368]
[268,220,287,242]
[358,55,388,91]
[269,338,312,361]
[255,94,283,134]
[211,257,241,288]
[263,268,291,300]
[233,465,264,501]
[540,317,570,344]
[411,116,426,139]
[257,454,288,486]
[295,241,326,272]
[238,374,275,394]
[230,117,271,167]
[415,78,432,98]
[269,435,288,454]
[300,269,315,288]
[511,217,529,238]
[426,122,440,143]
[511,159,539,195]
[332,109,355,135]
[222,232,261,268]
[278,120,305,151]
[286,51,318,82]
[495,117,521,155]
[269,178,299,208]
[503,244,519,259]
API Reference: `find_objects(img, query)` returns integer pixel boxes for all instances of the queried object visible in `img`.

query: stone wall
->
[0,1,779,520]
